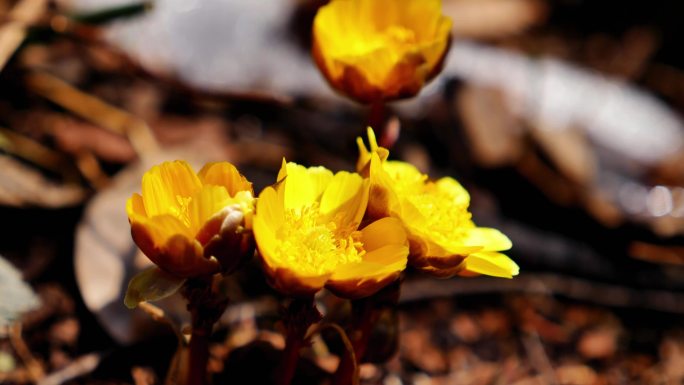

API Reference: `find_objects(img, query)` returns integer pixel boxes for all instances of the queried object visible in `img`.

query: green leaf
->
[124,267,186,309]
[69,3,151,25]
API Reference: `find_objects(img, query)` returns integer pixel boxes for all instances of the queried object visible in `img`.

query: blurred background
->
[1,0,684,384]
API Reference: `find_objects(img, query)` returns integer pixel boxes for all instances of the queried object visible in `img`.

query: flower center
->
[383,25,417,47]
[275,203,364,276]
[403,183,474,246]
[170,195,193,228]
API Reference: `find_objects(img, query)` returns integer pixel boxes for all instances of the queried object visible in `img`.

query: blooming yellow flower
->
[312,0,453,103]
[253,160,409,298]
[357,128,518,278]
[126,161,255,278]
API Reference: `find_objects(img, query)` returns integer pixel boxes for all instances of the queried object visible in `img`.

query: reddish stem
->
[367,101,386,132]
[182,277,228,385]
[332,298,377,385]
[275,298,321,385]
[276,330,306,385]
[333,282,402,385]
[187,317,210,385]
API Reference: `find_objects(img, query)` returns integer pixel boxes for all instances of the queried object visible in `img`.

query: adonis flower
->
[357,129,518,278]
[126,161,255,278]
[312,0,453,104]
[253,161,409,299]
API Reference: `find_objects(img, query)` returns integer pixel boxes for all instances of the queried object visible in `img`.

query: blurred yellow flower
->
[126,161,255,278]
[358,128,518,278]
[253,160,409,298]
[312,0,452,103]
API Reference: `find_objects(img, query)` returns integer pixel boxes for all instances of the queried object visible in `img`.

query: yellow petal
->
[198,161,253,197]
[357,128,390,174]
[414,20,452,74]
[355,127,373,173]
[154,234,218,277]
[361,244,409,268]
[132,214,193,246]
[399,0,444,38]
[360,217,407,252]
[367,152,401,218]
[187,185,232,235]
[141,161,202,217]
[126,193,147,219]
[383,160,426,186]
[338,47,399,88]
[327,244,407,299]
[129,220,218,278]
[253,187,282,267]
[461,252,519,278]
[279,161,333,210]
[461,228,512,251]
[319,171,368,230]
[263,264,330,298]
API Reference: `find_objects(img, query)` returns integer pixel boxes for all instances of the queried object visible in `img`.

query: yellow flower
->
[126,161,255,278]
[253,160,409,299]
[312,0,453,103]
[357,128,518,278]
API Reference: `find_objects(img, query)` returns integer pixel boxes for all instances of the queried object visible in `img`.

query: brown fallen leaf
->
[0,155,85,208]
[401,328,449,374]
[131,366,158,385]
[450,314,482,344]
[457,86,524,167]
[529,123,596,186]
[49,114,137,164]
[48,317,79,347]
[25,71,159,158]
[659,336,684,383]
[629,242,684,266]
[0,0,48,71]
[577,329,618,360]
[556,364,598,385]
[444,0,547,40]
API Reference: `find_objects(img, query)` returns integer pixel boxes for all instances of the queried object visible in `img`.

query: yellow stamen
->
[274,203,364,276]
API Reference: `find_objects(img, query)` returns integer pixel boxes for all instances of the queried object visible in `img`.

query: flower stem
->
[187,317,210,385]
[276,298,322,385]
[367,101,386,132]
[182,277,228,385]
[333,282,402,385]
[332,297,376,385]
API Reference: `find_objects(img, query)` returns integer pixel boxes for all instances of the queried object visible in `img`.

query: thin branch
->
[401,273,684,314]
[10,322,45,383]
[37,353,101,385]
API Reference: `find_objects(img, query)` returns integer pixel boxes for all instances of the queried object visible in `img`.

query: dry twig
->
[0,0,47,71]
[37,353,101,385]
[9,322,45,383]
[25,71,160,158]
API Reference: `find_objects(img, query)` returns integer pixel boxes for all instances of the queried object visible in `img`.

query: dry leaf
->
[445,0,547,39]
[0,155,85,208]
